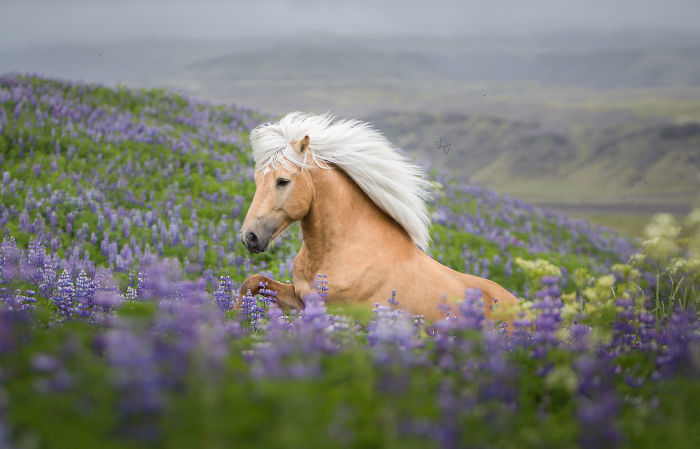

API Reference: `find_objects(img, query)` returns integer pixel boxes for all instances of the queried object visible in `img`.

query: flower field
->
[0,73,699,448]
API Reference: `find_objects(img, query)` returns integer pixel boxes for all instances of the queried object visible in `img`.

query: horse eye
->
[276,178,290,187]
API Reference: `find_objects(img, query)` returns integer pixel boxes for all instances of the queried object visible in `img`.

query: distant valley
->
[365,110,699,211]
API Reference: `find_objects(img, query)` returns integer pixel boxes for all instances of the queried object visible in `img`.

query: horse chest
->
[292,266,355,302]
[292,248,372,303]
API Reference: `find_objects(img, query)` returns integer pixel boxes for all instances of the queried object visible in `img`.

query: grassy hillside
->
[0,74,699,449]
[0,74,636,294]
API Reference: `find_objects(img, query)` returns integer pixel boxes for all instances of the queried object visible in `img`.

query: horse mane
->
[250,112,434,249]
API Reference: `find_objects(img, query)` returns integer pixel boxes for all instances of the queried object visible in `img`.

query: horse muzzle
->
[240,229,270,254]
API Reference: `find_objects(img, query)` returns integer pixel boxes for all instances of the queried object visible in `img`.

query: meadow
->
[0,74,699,448]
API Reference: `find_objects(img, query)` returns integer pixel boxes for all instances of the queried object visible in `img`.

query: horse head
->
[240,135,313,253]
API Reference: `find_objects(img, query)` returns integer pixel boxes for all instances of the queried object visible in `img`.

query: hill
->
[365,110,700,213]
[0,74,634,292]
[0,74,698,449]
[183,33,700,89]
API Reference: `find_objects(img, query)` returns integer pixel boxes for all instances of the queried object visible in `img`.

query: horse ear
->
[299,135,310,153]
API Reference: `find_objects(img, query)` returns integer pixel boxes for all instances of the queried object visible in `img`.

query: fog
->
[2,0,699,50]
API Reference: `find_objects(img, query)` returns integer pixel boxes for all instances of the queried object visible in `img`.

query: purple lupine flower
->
[510,313,533,347]
[458,288,485,330]
[65,211,74,235]
[32,353,61,374]
[7,288,36,310]
[102,328,163,442]
[32,352,74,393]
[52,270,75,317]
[656,309,700,376]
[137,257,179,300]
[478,330,516,404]
[125,270,139,301]
[637,311,657,351]
[100,231,109,255]
[108,241,118,264]
[568,323,592,352]
[246,306,288,377]
[50,236,60,252]
[122,217,131,239]
[387,289,399,306]
[238,280,277,328]
[213,275,234,312]
[315,273,329,303]
[38,254,58,297]
[531,294,563,357]
[240,290,256,325]
[19,209,30,230]
[612,297,638,351]
[168,222,179,246]
[74,269,95,317]
[93,268,124,312]
[367,302,420,366]
[249,295,341,378]
[198,238,205,265]
[433,379,460,449]
[577,394,622,449]
[27,237,45,269]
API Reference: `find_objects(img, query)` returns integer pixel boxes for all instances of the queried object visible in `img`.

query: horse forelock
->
[250,112,434,249]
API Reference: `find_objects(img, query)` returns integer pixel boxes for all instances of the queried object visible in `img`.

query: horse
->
[238,112,518,322]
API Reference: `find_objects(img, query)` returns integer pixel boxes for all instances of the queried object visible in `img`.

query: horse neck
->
[300,166,413,259]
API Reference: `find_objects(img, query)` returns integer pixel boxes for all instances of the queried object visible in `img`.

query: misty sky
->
[2,0,699,50]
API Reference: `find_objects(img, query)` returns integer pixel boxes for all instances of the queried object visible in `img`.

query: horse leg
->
[238,273,304,311]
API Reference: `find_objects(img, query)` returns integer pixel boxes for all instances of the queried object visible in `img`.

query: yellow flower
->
[572,267,593,290]
[583,275,615,305]
[611,264,641,282]
[643,236,680,262]
[644,213,681,240]
[514,257,562,288]
[561,301,580,322]
[628,253,646,266]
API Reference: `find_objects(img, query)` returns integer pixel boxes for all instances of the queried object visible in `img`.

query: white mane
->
[250,112,434,249]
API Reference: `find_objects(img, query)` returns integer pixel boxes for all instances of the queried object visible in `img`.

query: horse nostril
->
[246,231,258,246]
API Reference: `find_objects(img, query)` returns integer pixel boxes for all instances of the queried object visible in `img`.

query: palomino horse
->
[239,112,518,322]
